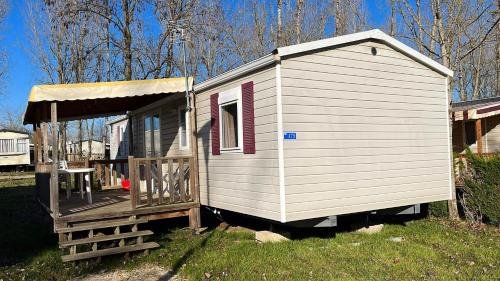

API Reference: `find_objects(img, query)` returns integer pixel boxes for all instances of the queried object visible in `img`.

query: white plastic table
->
[59,168,95,204]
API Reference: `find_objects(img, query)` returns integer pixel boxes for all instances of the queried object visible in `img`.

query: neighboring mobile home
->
[452,97,500,155]
[108,115,130,160]
[65,139,109,161]
[0,129,30,169]
[127,29,454,224]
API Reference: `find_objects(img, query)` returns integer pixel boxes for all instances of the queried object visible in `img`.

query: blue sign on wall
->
[284,132,297,140]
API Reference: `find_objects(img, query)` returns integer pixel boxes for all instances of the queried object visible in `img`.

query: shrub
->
[459,149,500,225]
[429,201,449,218]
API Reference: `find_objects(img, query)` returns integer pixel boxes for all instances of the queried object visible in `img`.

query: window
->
[144,113,161,157]
[0,139,14,153]
[218,87,243,152]
[17,139,28,153]
[0,139,27,154]
[178,107,190,150]
[221,103,239,148]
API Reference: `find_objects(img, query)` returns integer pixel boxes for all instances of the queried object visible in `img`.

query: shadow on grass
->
[0,184,58,266]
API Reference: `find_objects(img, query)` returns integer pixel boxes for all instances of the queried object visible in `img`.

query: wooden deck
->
[57,188,199,223]
[60,189,132,218]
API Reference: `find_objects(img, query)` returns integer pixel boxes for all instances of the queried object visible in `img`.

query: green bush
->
[460,149,500,225]
[429,201,449,217]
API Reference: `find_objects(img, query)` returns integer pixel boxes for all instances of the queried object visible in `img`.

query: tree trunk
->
[390,0,396,36]
[122,0,132,80]
[434,0,459,220]
[295,0,304,44]
[277,0,282,47]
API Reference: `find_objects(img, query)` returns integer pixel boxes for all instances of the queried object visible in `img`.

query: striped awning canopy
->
[452,97,500,121]
[23,77,192,124]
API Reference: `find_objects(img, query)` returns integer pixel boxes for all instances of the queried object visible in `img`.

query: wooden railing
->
[88,159,129,190]
[128,156,195,209]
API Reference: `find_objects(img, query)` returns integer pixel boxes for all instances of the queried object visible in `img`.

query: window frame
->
[178,106,190,151]
[218,87,243,153]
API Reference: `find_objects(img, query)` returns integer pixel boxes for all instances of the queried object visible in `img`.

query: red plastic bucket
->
[121,179,130,191]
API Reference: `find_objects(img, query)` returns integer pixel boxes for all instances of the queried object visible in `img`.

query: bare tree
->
[0,109,29,134]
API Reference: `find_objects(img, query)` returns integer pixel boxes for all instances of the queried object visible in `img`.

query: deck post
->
[36,124,43,163]
[128,116,134,156]
[50,102,59,217]
[32,124,38,163]
[475,118,483,154]
[128,156,136,209]
[189,91,201,229]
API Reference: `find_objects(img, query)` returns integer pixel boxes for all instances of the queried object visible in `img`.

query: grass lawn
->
[0,178,498,281]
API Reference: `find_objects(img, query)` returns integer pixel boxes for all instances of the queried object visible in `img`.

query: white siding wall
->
[281,41,452,221]
[196,67,281,221]
[110,119,129,160]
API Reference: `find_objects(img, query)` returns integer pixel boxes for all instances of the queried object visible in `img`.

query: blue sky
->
[1,0,35,112]
[0,0,390,114]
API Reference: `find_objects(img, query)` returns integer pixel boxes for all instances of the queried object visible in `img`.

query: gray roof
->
[451,96,500,112]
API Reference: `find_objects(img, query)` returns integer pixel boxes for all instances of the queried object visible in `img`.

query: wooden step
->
[59,230,154,248]
[61,242,160,262]
[57,218,148,233]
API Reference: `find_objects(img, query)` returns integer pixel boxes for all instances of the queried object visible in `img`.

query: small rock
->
[255,231,290,243]
[204,272,211,279]
[217,222,230,231]
[195,227,209,235]
[388,236,404,243]
[350,242,361,247]
[355,224,384,234]
[98,269,107,274]
[469,261,475,266]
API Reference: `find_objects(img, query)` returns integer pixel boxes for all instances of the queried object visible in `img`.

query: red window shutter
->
[242,81,256,154]
[210,93,220,155]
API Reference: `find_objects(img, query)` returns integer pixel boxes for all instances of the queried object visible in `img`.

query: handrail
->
[133,156,193,161]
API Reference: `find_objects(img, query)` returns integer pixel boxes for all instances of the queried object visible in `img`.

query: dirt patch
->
[72,264,185,281]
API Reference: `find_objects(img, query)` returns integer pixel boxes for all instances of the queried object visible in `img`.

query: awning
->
[452,97,500,121]
[23,77,193,124]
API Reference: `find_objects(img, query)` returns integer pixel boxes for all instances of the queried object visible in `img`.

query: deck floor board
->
[58,189,195,222]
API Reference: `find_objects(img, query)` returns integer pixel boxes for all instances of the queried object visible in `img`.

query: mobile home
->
[108,115,130,160]
[192,29,453,223]
[452,97,500,155]
[23,29,454,261]
[126,29,454,223]
[0,129,30,170]
[66,139,108,161]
